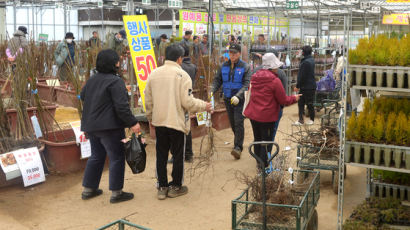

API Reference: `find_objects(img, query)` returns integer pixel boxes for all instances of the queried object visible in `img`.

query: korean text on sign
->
[14,147,45,187]
[123,15,157,111]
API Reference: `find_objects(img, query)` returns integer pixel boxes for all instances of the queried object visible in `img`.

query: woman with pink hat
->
[243,53,301,168]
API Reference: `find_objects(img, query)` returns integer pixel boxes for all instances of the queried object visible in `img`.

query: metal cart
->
[297,144,346,194]
[232,142,320,230]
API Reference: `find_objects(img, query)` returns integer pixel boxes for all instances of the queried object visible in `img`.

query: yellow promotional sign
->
[123,15,157,111]
[382,14,409,25]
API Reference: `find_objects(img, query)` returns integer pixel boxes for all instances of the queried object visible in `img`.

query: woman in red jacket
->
[243,53,301,168]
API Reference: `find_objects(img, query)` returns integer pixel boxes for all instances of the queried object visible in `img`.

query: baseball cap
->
[18,26,28,34]
[119,30,127,39]
[229,44,241,53]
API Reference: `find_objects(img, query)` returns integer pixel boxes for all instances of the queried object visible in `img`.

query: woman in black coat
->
[81,49,140,203]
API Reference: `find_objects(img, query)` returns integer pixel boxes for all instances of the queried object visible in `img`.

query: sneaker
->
[157,187,168,200]
[81,189,103,200]
[294,120,303,126]
[185,155,193,163]
[231,148,241,160]
[305,120,314,125]
[110,191,134,203]
[167,185,188,198]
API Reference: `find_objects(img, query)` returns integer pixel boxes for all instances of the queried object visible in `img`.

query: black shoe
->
[81,189,103,200]
[231,147,241,160]
[185,155,193,163]
[110,191,134,203]
[168,157,174,164]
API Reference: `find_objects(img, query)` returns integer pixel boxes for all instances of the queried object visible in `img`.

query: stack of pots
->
[348,65,410,89]
[345,141,410,170]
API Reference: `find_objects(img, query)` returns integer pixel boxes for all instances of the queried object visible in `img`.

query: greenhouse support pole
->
[337,12,349,230]
[267,1,270,46]
[40,6,43,34]
[32,1,35,40]
[64,0,67,34]
[101,4,105,42]
[27,8,29,37]
[208,0,214,55]
[274,6,277,42]
[53,8,56,41]
[127,0,135,111]
[364,12,366,37]
[300,0,304,42]
[69,8,71,34]
[88,8,91,38]
[13,1,17,32]
[316,3,320,47]
[172,10,176,37]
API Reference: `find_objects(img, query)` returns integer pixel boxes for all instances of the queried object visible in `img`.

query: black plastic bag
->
[124,133,146,174]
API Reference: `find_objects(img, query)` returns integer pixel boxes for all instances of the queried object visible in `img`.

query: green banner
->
[38,33,48,42]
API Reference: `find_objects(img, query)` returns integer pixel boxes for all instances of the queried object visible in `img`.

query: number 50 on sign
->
[123,15,157,111]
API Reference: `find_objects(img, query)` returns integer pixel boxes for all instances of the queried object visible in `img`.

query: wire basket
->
[232,170,320,230]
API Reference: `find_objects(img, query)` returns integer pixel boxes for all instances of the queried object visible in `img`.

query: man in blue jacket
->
[211,44,251,159]
[295,45,316,125]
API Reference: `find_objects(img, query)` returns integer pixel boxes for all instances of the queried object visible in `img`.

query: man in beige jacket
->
[145,44,212,200]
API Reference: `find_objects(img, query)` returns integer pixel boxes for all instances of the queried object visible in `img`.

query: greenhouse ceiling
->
[1,0,409,15]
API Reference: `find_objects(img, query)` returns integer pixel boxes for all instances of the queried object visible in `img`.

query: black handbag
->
[124,133,147,174]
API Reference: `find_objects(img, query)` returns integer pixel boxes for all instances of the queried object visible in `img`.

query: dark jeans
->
[185,131,193,158]
[155,127,185,187]
[82,129,125,191]
[272,108,283,142]
[224,98,245,151]
[298,89,315,122]
[250,120,275,167]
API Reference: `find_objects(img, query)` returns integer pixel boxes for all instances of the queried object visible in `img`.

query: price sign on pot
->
[14,147,45,187]
[123,15,157,111]
[70,121,92,159]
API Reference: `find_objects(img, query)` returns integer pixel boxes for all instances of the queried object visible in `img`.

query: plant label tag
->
[31,116,43,138]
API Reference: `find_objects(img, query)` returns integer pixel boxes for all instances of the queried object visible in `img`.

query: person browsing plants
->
[54,32,76,82]
[80,49,141,204]
[211,44,251,160]
[243,53,301,168]
[144,44,212,200]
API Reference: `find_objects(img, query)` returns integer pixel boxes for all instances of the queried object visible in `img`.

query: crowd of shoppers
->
[6,25,328,204]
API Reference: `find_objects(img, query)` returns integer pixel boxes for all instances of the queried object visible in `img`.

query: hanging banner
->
[179,10,289,38]
[382,14,409,25]
[14,147,46,187]
[123,15,157,111]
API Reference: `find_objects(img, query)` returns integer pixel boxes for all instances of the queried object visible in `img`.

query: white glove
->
[230,96,240,106]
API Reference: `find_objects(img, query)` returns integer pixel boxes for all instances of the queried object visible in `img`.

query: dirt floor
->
[0,104,367,230]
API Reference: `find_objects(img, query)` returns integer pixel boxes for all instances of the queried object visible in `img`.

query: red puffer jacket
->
[243,69,297,123]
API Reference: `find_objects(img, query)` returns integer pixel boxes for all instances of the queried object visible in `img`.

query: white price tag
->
[14,147,45,187]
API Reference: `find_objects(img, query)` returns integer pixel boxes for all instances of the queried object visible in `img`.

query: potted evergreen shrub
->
[384,112,396,167]
[373,114,384,166]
